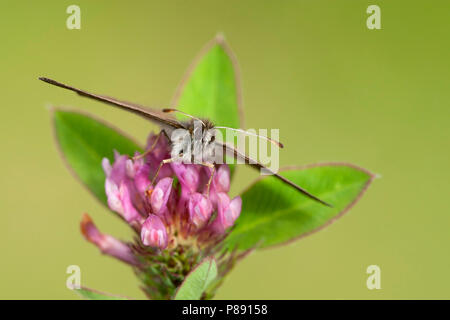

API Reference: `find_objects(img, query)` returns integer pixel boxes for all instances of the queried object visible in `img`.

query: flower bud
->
[102,158,112,176]
[80,213,137,265]
[103,152,143,222]
[105,179,141,222]
[126,155,152,195]
[146,132,170,161]
[171,163,199,194]
[108,151,128,182]
[141,214,168,249]
[147,133,173,181]
[150,177,173,215]
[211,193,242,234]
[213,165,230,193]
[125,158,136,177]
[188,193,213,228]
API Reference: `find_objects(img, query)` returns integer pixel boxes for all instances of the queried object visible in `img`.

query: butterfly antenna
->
[214,127,284,148]
[162,108,206,126]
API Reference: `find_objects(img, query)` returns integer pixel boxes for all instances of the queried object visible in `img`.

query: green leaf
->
[53,109,143,205]
[174,258,218,300]
[172,35,243,176]
[73,287,128,300]
[224,163,375,251]
[172,34,243,129]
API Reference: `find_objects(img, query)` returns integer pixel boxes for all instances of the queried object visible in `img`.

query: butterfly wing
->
[216,141,332,207]
[39,77,183,130]
[39,77,330,206]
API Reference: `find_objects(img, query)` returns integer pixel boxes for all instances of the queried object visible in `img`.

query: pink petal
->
[102,158,112,176]
[105,179,123,214]
[224,196,242,227]
[141,214,168,249]
[213,165,230,193]
[171,163,200,193]
[188,193,213,228]
[210,193,242,234]
[80,214,138,265]
[118,181,141,222]
[150,177,173,215]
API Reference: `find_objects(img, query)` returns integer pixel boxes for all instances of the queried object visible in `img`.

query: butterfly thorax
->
[170,119,217,164]
[181,118,215,132]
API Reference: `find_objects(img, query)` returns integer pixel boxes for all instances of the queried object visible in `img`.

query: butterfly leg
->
[151,158,215,195]
[151,158,174,185]
[201,163,216,197]
[132,130,164,161]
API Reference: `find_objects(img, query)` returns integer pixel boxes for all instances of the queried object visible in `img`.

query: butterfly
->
[39,77,331,207]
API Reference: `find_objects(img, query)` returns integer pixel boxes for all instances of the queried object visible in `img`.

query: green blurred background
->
[1,0,449,299]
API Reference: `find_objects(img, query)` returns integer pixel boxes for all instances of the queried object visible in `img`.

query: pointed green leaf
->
[53,109,143,205]
[172,35,243,129]
[174,258,218,300]
[225,163,375,251]
[73,287,128,300]
[172,35,243,176]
